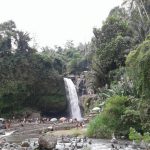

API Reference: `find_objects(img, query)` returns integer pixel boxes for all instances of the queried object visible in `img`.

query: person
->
[8,119,11,128]
[74,118,77,123]
[5,119,11,130]
[23,118,26,124]
[20,123,24,127]
[76,121,80,129]
[5,122,8,130]
[79,122,83,128]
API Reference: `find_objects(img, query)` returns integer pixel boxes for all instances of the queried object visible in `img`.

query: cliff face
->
[74,71,96,116]
[76,71,94,97]
[77,77,87,96]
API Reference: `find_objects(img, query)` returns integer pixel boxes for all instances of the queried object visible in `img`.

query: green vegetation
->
[0,20,93,117]
[129,127,150,144]
[0,21,67,117]
[87,0,150,140]
[0,0,150,142]
[87,96,129,138]
[92,7,133,88]
[126,38,150,98]
[48,128,86,137]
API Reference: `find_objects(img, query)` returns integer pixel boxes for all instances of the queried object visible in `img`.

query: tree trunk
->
[139,0,150,21]
[135,0,144,22]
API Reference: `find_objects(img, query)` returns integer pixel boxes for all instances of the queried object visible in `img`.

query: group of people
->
[73,118,85,129]
[2,116,86,130]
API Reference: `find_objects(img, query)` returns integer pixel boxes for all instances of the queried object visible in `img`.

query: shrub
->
[87,115,112,138]
[129,127,150,144]
[129,127,142,143]
[87,95,128,138]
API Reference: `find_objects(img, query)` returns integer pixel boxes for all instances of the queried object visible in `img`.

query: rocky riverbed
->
[0,122,149,150]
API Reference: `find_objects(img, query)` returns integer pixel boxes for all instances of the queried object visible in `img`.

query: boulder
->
[59,117,67,122]
[92,107,100,111]
[50,118,57,122]
[38,135,57,150]
[76,142,83,149]
[21,141,30,147]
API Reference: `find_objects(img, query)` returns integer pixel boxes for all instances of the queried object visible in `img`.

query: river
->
[0,123,141,150]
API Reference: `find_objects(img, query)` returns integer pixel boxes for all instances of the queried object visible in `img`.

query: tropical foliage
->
[0,21,66,117]
[0,0,150,141]
[87,0,150,139]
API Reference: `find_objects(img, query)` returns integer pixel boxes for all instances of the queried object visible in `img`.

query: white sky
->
[0,0,122,49]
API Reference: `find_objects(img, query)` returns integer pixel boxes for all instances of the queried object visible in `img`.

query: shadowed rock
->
[38,135,57,150]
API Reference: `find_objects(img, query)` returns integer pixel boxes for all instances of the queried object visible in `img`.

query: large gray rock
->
[38,135,57,150]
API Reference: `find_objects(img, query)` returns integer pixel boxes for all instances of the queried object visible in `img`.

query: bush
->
[87,115,112,138]
[129,127,150,144]
[129,127,142,143]
[87,95,128,138]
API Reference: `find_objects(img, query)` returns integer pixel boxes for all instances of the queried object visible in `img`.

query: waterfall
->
[64,78,82,121]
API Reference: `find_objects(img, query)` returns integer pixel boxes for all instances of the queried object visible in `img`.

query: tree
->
[0,21,67,117]
[122,0,150,21]
[15,31,34,53]
[126,36,150,98]
[122,0,150,42]
[92,7,133,88]
[0,20,16,56]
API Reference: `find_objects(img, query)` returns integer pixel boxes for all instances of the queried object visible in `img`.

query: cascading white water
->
[64,78,82,121]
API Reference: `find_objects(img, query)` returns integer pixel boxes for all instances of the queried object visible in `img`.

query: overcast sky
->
[0,0,122,49]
